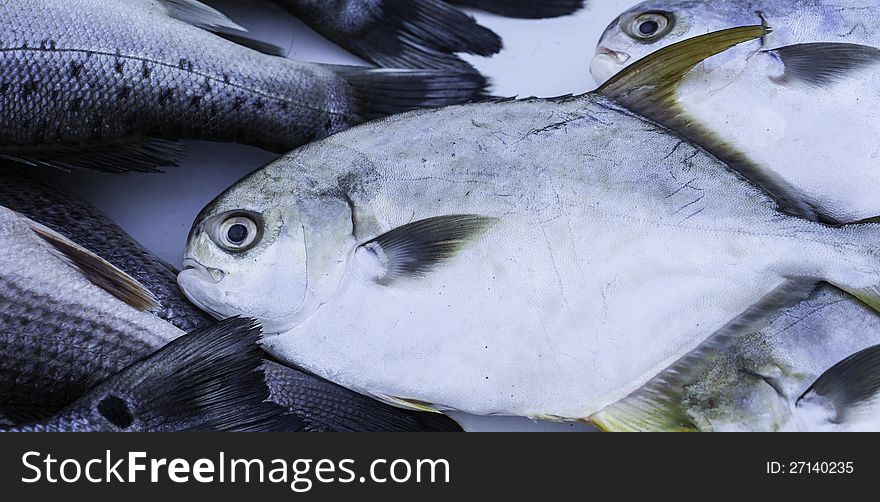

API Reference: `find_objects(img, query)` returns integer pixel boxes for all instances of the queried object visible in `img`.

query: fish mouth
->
[596,46,631,65]
[181,258,226,283]
[590,47,631,86]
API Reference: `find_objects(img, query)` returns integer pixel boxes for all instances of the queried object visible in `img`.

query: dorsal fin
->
[152,0,246,32]
[29,224,159,312]
[596,26,830,224]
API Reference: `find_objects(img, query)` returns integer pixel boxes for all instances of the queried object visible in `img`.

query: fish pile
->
[4,0,879,432]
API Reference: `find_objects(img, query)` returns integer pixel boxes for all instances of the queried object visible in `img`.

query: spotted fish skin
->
[0,0,487,172]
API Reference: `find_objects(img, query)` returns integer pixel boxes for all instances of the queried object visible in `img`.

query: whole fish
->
[179,27,880,421]
[0,172,461,431]
[6,317,299,432]
[593,285,880,432]
[0,0,487,173]
[592,0,880,223]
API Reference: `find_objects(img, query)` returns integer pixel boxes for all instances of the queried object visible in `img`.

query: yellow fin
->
[30,224,159,312]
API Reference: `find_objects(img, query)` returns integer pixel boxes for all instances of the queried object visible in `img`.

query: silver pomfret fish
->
[593,285,880,432]
[179,28,880,421]
[593,0,880,223]
[0,0,486,172]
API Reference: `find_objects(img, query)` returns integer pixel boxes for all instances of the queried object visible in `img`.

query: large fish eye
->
[624,11,674,41]
[208,211,264,253]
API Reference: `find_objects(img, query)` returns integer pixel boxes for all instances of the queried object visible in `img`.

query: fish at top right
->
[592,0,880,224]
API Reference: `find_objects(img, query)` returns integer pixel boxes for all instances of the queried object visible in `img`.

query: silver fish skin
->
[612,285,880,432]
[7,318,297,432]
[592,1,880,223]
[0,179,461,432]
[179,92,880,420]
[0,0,488,173]
[0,166,210,332]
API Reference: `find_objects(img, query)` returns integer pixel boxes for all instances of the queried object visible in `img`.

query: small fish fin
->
[372,393,444,414]
[90,318,303,432]
[356,215,497,284]
[276,0,500,70]
[153,0,246,32]
[212,32,289,57]
[768,43,880,89]
[329,66,490,123]
[597,26,829,223]
[590,278,819,432]
[797,344,880,424]
[262,360,462,431]
[29,224,160,312]
[1,138,184,174]
[447,0,585,19]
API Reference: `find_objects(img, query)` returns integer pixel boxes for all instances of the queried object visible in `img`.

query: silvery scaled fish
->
[593,285,880,432]
[179,27,880,422]
[0,0,487,173]
[0,170,462,431]
[593,0,880,223]
[5,318,298,432]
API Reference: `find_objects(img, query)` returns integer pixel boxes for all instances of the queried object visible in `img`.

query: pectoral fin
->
[30,224,159,312]
[590,279,818,432]
[356,215,497,284]
[797,344,880,425]
[768,43,880,89]
[597,26,830,224]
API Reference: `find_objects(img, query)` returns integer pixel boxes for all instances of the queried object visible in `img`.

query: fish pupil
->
[639,20,659,36]
[227,224,248,243]
[97,396,134,429]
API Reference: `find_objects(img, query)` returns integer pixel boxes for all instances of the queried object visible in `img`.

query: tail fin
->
[448,0,586,19]
[797,345,880,428]
[332,66,490,122]
[274,0,501,70]
[263,361,463,432]
[86,318,302,432]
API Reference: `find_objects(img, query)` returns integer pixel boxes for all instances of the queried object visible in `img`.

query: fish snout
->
[181,258,226,283]
[590,46,632,86]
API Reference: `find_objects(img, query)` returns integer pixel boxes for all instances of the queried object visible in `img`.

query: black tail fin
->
[448,0,586,19]
[263,361,463,432]
[90,318,303,432]
[797,344,880,425]
[332,66,490,122]
[275,0,501,70]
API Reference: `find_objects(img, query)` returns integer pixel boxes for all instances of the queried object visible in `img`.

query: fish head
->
[178,166,355,334]
[592,0,763,85]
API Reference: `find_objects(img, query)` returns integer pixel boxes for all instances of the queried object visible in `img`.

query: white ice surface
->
[27,0,644,431]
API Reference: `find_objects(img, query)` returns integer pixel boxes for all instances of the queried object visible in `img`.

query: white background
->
[30,0,643,431]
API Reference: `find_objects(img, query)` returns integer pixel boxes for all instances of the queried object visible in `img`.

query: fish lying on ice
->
[179,26,880,422]
[592,0,880,223]
[0,0,487,173]
[270,0,586,70]
[5,317,298,432]
[0,173,462,431]
[593,285,880,432]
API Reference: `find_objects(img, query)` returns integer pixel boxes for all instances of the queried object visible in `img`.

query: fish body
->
[179,89,880,421]
[596,285,880,432]
[593,0,880,223]
[0,173,461,431]
[0,0,486,172]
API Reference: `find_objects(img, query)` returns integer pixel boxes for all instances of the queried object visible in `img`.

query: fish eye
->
[208,211,264,253]
[624,11,674,41]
